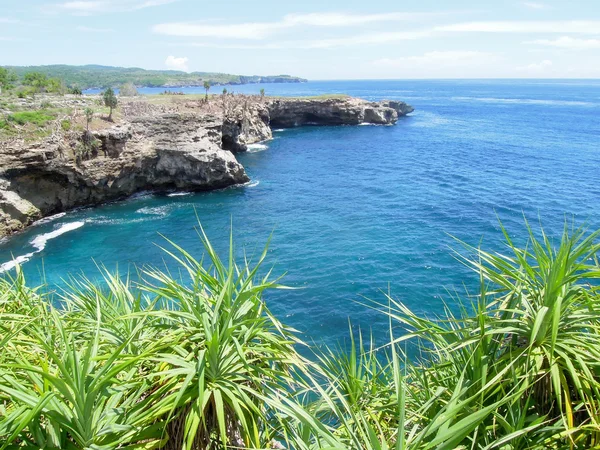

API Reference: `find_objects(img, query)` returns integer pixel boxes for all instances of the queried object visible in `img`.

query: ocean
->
[2,79,600,346]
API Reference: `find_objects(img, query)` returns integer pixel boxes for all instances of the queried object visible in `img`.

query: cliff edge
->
[0,94,413,237]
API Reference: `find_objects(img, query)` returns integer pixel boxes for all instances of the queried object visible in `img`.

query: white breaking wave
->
[136,206,169,216]
[0,221,85,273]
[167,191,193,197]
[247,143,269,153]
[0,252,37,273]
[32,212,66,226]
[246,180,260,188]
[30,222,85,251]
[273,129,286,132]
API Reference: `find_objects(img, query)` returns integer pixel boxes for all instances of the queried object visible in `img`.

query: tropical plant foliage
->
[1,220,599,449]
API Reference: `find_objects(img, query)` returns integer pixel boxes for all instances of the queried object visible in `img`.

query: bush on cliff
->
[0,220,599,449]
[7,110,55,126]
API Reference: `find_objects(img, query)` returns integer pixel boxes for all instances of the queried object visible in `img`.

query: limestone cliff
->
[266,97,414,128]
[0,95,413,237]
[0,113,248,236]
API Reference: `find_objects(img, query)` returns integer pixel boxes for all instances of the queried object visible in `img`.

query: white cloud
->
[154,21,282,40]
[182,30,432,50]
[60,1,105,12]
[76,25,114,32]
[283,12,432,27]
[153,11,435,40]
[527,36,600,50]
[374,51,498,67]
[516,59,553,72]
[308,30,433,48]
[436,21,600,34]
[56,0,178,15]
[165,55,189,71]
[523,2,549,9]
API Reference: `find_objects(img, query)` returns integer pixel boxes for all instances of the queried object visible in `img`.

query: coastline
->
[0,94,413,239]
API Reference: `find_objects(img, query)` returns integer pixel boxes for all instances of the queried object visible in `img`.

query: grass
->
[0,94,116,140]
[7,110,55,126]
[0,219,600,449]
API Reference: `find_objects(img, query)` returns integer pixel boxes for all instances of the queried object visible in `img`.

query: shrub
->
[119,82,138,97]
[0,220,599,449]
[7,111,54,126]
[60,119,71,131]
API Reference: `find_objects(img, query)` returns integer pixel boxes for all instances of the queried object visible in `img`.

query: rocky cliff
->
[0,95,413,237]
[0,113,248,236]
[267,97,414,128]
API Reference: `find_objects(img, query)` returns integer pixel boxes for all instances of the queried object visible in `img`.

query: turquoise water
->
[3,80,600,346]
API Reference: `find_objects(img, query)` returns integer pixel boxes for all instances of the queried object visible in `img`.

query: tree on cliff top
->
[203,80,211,101]
[84,107,94,131]
[0,67,17,94]
[103,88,118,121]
[23,72,48,96]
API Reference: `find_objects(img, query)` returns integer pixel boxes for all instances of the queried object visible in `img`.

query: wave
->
[30,222,85,251]
[245,180,260,188]
[86,216,157,226]
[136,206,169,216]
[167,191,193,197]
[273,129,286,132]
[247,143,269,153]
[32,212,66,226]
[0,221,85,273]
[451,97,596,107]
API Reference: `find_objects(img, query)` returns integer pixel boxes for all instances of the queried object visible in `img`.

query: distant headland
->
[4,64,308,90]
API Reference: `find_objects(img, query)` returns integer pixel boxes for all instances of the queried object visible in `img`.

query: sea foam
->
[247,143,269,153]
[0,221,85,273]
[32,212,66,226]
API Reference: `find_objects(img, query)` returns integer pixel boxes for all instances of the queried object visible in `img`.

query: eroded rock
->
[0,95,413,237]
[266,97,414,128]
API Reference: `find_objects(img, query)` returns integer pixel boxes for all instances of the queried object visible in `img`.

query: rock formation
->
[0,96,413,237]
[221,102,272,152]
[0,114,248,236]
[267,97,414,128]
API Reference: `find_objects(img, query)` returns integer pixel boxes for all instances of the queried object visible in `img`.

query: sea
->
[2,79,600,347]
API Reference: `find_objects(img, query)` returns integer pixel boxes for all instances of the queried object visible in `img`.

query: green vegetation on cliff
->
[1,220,600,449]
[5,64,307,90]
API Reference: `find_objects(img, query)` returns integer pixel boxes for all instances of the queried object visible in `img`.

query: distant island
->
[5,64,308,90]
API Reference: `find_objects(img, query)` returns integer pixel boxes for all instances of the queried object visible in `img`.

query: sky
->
[1,0,600,79]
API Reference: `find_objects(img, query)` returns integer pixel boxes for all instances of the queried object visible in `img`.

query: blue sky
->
[1,0,600,79]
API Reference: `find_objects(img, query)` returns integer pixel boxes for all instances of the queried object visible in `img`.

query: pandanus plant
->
[0,218,599,449]
[137,227,306,449]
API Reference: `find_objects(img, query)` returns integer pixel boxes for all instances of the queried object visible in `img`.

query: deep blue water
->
[3,80,600,346]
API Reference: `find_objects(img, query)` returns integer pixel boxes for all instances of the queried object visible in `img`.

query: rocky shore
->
[0,95,413,237]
